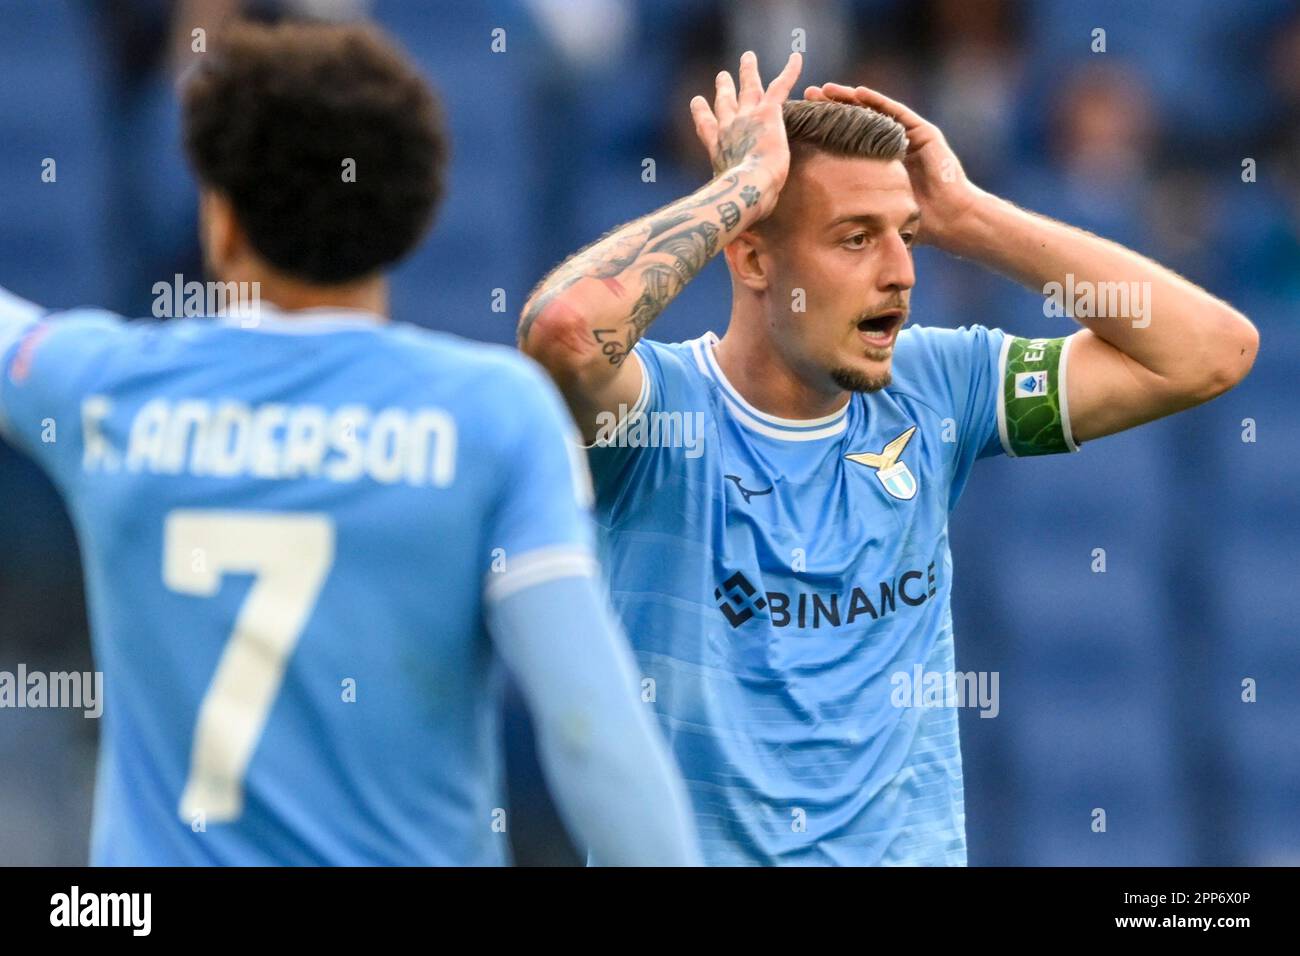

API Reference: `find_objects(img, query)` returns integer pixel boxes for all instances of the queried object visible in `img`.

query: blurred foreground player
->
[520,52,1258,865]
[0,22,698,866]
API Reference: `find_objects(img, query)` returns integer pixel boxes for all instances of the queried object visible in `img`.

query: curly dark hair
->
[182,20,447,284]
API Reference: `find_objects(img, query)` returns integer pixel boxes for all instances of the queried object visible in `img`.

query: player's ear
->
[723,229,770,293]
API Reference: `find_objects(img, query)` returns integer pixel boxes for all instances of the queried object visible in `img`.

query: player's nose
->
[876,233,916,293]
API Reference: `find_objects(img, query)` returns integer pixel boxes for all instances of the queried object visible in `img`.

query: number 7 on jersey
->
[163,510,335,823]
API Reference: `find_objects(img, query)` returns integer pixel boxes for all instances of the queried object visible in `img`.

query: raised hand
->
[691,51,802,218]
[804,83,983,247]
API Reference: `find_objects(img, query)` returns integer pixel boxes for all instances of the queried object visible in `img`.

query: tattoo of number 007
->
[593,327,630,366]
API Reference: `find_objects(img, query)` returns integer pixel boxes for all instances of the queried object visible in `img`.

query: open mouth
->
[856,310,904,348]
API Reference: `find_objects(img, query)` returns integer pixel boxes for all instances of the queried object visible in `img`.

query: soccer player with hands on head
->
[521,52,1257,866]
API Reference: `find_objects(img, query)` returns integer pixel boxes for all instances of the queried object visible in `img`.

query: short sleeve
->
[585,338,707,499]
[892,324,1006,478]
[482,359,599,603]
[0,309,128,481]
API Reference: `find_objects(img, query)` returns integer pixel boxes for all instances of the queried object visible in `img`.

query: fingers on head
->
[853,87,919,124]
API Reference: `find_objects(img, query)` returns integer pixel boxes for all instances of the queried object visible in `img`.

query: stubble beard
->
[830,352,893,393]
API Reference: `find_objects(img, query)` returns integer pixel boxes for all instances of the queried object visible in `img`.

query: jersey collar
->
[691,332,851,442]
[218,303,387,333]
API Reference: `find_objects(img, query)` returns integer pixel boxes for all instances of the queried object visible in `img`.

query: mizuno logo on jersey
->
[845,425,918,501]
[724,474,773,504]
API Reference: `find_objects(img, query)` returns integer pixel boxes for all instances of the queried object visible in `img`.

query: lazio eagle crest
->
[845,426,918,501]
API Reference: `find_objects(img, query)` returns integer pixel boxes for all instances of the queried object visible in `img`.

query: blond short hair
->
[783,99,908,165]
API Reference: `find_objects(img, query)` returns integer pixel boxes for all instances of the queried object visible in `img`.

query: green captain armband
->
[996,335,1080,457]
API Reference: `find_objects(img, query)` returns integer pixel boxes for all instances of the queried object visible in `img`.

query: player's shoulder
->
[890,323,1006,384]
[632,331,721,400]
[22,306,138,338]
[384,322,559,396]
[880,323,1008,423]
[635,333,711,370]
[893,322,1004,358]
[2,307,151,380]
[386,323,578,439]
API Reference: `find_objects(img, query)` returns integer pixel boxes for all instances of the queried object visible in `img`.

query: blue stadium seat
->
[0,1,110,309]
[372,0,545,342]
[1011,683,1194,864]
[1190,331,1300,863]
[1021,0,1291,151]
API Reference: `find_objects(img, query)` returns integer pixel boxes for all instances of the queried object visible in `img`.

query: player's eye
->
[901,232,916,247]
[842,233,868,250]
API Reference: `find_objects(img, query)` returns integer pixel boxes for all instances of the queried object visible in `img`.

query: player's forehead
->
[783,153,918,231]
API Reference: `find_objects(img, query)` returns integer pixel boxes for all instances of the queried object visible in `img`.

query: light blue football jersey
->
[588,325,1055,866]
[0,306,596,865]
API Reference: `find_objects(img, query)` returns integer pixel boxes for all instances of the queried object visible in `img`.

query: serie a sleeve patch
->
[996,335,1080,457]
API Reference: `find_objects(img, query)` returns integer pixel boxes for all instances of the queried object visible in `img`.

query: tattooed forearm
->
[628,263,684,337]
[521,160,769,354]
[613,222,718,355]
[650,222,720,283]
[583,221,723,365]
[681,173,740,211]
[585,216,726,363]
[593,327,632,366]
[646,210,694,241]
[591,210,695,277]
[519,210,698,344]
[717,201,740,231]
